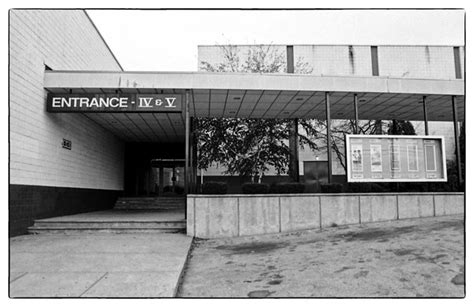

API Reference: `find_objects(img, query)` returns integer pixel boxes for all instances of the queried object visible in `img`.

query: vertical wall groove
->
[278,196,282,233]
[396,194,399,220]
[237,197,240,236]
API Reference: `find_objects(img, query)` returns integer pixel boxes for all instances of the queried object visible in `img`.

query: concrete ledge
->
[187,192,464,238]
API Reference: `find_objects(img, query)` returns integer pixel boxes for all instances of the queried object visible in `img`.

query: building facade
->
[9,11,465,236]
[9,10,124,235]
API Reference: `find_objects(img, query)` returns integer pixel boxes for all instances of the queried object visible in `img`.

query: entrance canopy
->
[44,71,465,142]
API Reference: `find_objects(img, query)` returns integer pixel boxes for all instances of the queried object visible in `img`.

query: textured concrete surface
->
[179,215,464,297]
[435,194,464,216]
[320,195,359,227]
[360,195,398,223]
[239,197,279,236]
[188,193,463,238]
[9,233,193,297]
[280,196,320,232]
[194,197,238,238]
[398,195,434,219]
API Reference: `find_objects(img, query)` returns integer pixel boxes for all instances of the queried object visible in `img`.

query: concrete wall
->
[198,44,464,80]
[9,10,124,190]
[187,192,464,238]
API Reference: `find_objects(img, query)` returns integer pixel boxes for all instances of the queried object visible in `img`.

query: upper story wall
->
[9,10,125,190]
[198,44,464,80]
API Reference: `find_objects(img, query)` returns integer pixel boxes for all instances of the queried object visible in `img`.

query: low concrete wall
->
[187,193,464,238]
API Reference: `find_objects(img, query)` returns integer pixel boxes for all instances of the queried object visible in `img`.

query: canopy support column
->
[289,119,300,182]
[325,92,333,184]
[423,96,429,135]
[452,95,463,187]
[185,90,190,200]
[353,93,359,134]
[286,45,299,182]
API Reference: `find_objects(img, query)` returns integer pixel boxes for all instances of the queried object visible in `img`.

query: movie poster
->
[370,144,382,172]
[389,145,400,171]
[407,144,419,171]
[424,143,436,172]
[351,144,363,173]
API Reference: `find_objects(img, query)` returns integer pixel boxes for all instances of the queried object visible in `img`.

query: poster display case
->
[345,135,447,182]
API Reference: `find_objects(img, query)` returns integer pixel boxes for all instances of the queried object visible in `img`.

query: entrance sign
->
[47,94,182,113]
[346,135,447,182]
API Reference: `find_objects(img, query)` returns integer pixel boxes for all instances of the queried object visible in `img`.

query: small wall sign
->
[62,138,72,150]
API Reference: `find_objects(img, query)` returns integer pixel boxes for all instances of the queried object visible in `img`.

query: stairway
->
[114,197,186,210]
[28,197,187,234]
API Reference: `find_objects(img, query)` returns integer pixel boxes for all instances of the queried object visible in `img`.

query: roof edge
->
[197,44,465,47]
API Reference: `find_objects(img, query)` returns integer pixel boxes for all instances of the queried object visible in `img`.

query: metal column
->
[287,45,299,182]
[325,92,333,184]
[289,119,300,182]
[422,96,429,135]
[452,96,463,187]
[189,117,194,193]
[185,90,190,196]
[353,93,359,134]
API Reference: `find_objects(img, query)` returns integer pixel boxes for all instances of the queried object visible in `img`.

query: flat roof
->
[44,70,465,143]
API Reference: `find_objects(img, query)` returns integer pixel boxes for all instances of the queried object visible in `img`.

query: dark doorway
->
[303,161,328,192]
[151,159,185,196]
[124,143,185,196]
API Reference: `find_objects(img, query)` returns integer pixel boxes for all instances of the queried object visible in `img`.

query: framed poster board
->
[345,135,447,182]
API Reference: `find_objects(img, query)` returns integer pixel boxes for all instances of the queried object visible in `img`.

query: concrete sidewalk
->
[9,233,193,297]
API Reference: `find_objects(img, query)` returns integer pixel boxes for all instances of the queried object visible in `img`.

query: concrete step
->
[28,227,185,234]
[114,205,185,210]
[114,197,186,210]
[28,220,186,234]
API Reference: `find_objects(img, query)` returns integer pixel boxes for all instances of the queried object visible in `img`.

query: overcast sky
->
[87,9,465,71]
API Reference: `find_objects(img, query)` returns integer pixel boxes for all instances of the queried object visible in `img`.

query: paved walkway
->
[179,215,464,297]
[9,233,192,297]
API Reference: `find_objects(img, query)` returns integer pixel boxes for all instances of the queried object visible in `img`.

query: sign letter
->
[165,97,177,108]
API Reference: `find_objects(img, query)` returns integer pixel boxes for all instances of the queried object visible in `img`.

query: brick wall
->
[9,10,124,190]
